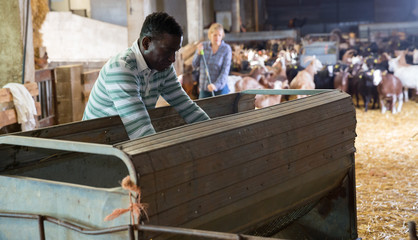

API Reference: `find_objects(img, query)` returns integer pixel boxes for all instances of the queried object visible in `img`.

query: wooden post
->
[231,0,240,33]
[254,0,259,32]
[54,64,84,124]
[186,0,203,44]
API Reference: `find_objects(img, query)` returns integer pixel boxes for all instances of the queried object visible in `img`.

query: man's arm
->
[162,67,210,123]
[105,65,156,139]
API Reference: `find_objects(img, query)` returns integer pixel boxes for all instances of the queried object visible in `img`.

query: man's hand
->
[207,83,217,92]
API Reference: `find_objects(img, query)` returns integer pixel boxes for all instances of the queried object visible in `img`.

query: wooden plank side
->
[0,92,251,141]
[148,93,255,132]
[35,102,41,116]
[0,109,16,128]
[0,82,38,103]
[0,116,128,172]
[37,115,55,128]
[35,68,54,83]
[0,88,13,103]
[177,158,351,233]
[24,82,39,97]
[0,146,69,172]
[35,68,57,128]
[129,99,352,178]
[8,116,127,143]
[0,82,40,128]
[127,94,354,173]
[141,128,356,215]
[81,69,100,104]
[4,93,252,143]
[54,65,84,124]
[119,91,346,151]
[125,92,356,228]
[139,112,356,194]
[145,147,353,227]
[119,91,348,153]
[0,124,128,172]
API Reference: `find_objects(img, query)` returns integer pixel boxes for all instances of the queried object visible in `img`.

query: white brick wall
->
[40,12,128,62]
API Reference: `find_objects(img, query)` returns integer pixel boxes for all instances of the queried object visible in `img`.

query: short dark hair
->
[140,12,183,39]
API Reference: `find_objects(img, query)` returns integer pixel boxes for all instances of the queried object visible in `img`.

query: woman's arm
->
[213,44,232,90]
[192,43,204,69]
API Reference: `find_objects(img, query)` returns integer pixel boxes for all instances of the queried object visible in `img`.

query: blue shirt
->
[192,40,232,92]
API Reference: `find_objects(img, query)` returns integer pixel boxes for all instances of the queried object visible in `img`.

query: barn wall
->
[0,0,35,86]
[263,0,418,35]
[0,0,23,86]
[90,0,126,26]
[164,0,188,38]
[40,12,128,62]
[50,0,91,17]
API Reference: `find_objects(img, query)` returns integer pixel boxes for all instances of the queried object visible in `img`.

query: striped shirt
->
[83,40,210,139]
[192,40,232,92]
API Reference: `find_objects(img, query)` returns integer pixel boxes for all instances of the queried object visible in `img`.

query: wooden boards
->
[0,93,255,173]
[0,82,41,129]
[0,90,356,237]
[115,91,356,233]
[54,64,84,124]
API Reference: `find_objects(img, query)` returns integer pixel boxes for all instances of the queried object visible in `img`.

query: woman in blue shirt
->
[192,23,232,99]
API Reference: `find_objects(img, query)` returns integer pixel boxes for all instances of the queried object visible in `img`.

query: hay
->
[355,100,418,239]
[31,0,49,50]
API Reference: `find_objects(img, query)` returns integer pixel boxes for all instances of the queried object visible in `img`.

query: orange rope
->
[104,176,148,225]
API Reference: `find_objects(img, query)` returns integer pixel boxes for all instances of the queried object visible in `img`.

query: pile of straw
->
[31,0,49,51]
[355,100,418,239]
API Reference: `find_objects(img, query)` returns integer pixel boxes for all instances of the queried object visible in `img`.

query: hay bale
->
[31,0,49,55]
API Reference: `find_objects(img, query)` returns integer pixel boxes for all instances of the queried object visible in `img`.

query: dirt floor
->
[355,99,418,239]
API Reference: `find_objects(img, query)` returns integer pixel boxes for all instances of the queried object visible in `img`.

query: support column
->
[231,0,240,33]
[126,0,153,45]
[254,0,259,32]
[19,0,35,83]
[186,0,203,44]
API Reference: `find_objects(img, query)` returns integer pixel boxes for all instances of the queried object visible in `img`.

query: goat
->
[290,56,323,98]
[342,49,357,64]
[388,55,418,101]
[314,65,335,89]
[373,70,403,114]
[347,62,365,106]
[235,76,288,108]
[333,67,351,92]
[270,53,288,81]
[357,69,379,112]
[178,72,198,100]
[231,65,268,82]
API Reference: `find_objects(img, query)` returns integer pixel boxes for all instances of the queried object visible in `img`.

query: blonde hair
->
[208,23,225,39]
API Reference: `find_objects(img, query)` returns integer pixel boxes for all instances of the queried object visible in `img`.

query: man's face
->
[141,33,183,72]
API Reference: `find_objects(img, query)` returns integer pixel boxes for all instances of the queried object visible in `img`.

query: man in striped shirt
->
[83,12,210,139]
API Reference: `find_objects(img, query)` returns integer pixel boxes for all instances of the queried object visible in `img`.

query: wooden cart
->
[0,90,358,239]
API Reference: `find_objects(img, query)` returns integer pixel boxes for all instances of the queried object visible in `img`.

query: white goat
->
[234,77,288,108]
[388,55,418,101]
[290,56,323,98]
